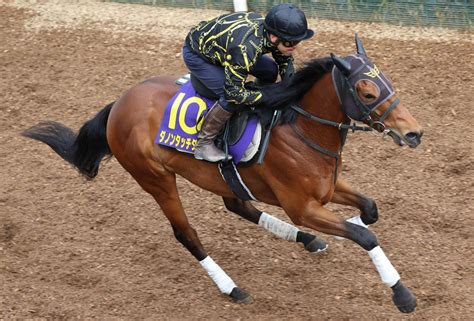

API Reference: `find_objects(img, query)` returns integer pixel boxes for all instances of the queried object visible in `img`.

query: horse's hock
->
[1,1,473,319]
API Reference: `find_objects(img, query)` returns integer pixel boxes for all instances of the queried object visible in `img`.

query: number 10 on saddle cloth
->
[155,81,216,153]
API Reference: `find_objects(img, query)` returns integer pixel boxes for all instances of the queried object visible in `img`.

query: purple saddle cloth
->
[155,81,258,164]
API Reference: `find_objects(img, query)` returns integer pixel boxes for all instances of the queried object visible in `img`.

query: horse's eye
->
[356,79,380,103]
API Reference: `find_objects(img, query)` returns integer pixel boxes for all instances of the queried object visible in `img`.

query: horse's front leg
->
[331,177,379,225]
[222,197,327,252]
[284,200,417,313]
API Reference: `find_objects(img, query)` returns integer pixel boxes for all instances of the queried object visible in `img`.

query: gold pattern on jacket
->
[186,12,293,105]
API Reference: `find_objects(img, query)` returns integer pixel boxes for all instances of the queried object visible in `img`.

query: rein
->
[290,105,372,132]
[288,61,399,184]
[289,105,353,185]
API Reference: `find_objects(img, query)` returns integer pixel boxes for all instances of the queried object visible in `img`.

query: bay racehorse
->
[22,35,422,313]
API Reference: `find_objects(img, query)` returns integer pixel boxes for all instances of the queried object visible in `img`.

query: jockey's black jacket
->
[185,12,293,106]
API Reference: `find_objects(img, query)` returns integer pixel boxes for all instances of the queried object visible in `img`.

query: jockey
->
[183,3,314,162]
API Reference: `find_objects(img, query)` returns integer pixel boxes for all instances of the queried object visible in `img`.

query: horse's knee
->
[172,226,206,260]
[345,222,379,251]
[360,197,379,225]
[223,198,241,213]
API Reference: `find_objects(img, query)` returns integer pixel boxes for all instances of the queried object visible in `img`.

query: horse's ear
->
[331,53,351,76]
[355,33,367,56]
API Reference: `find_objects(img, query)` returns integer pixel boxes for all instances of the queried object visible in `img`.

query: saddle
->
[161,74,280,201]
[190,74,278,163]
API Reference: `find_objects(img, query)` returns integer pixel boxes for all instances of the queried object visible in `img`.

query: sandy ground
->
[1,0,473,319]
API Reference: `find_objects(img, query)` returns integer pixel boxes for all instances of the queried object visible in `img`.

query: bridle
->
[339,60,400,133]
[288,37,400,183]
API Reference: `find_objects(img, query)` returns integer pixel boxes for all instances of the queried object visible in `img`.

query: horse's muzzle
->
[404,131,423,148]
[387,130,423,148]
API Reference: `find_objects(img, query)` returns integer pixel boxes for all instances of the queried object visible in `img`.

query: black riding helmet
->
[264,3,314,41]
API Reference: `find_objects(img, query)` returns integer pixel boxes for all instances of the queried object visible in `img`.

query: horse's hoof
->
[229,287,252,304]
[305,238,328,253]
[391,281,417,313]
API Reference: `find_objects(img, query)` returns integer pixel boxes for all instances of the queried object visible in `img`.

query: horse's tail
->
[22,102,114,179]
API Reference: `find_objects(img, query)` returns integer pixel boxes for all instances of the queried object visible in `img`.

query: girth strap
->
[218,161,258,201]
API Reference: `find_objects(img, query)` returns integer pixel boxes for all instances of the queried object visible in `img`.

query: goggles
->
[281,39,301,47]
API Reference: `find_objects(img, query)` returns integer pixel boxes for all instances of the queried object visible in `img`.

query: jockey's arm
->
[272,51,295,80]
[223,64,266,106]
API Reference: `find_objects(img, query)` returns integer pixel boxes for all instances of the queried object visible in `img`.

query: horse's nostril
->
[405,132,422,147]
[406,132,420,141]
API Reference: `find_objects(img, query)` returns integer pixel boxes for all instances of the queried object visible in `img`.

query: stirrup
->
[194,146,232,162]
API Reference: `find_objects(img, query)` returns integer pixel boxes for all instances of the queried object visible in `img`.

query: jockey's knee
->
[255,73,277,85]
[345,222,379,251]
[254,67,278,85]
[251,56,278,84]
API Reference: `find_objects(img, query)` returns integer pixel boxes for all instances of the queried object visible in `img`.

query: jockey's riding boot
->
[194,102,233,162]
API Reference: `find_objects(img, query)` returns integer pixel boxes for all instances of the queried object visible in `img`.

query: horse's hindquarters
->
[107,77,178,160]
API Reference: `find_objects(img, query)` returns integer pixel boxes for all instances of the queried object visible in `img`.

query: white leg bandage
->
[258,212,298,242]
[334,215,369,240]
[199,256,236,295]
[347,215,369,228]
[368,246,400,287]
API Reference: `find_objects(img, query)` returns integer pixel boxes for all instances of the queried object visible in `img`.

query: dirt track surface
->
[1,1,473,319]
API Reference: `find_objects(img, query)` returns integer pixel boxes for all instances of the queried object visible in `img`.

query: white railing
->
[233,0,247,12]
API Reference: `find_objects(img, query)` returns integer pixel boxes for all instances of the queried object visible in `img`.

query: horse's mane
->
[260,56,334,124]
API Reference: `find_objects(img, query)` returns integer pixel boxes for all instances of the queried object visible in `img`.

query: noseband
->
[289,54,400,183]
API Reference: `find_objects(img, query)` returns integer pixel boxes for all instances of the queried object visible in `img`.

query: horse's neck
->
[296,73,347,150]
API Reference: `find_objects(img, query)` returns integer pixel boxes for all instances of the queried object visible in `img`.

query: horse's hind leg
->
[222,197,327,252]
[131,170,251,304]
[331,177,379,226]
